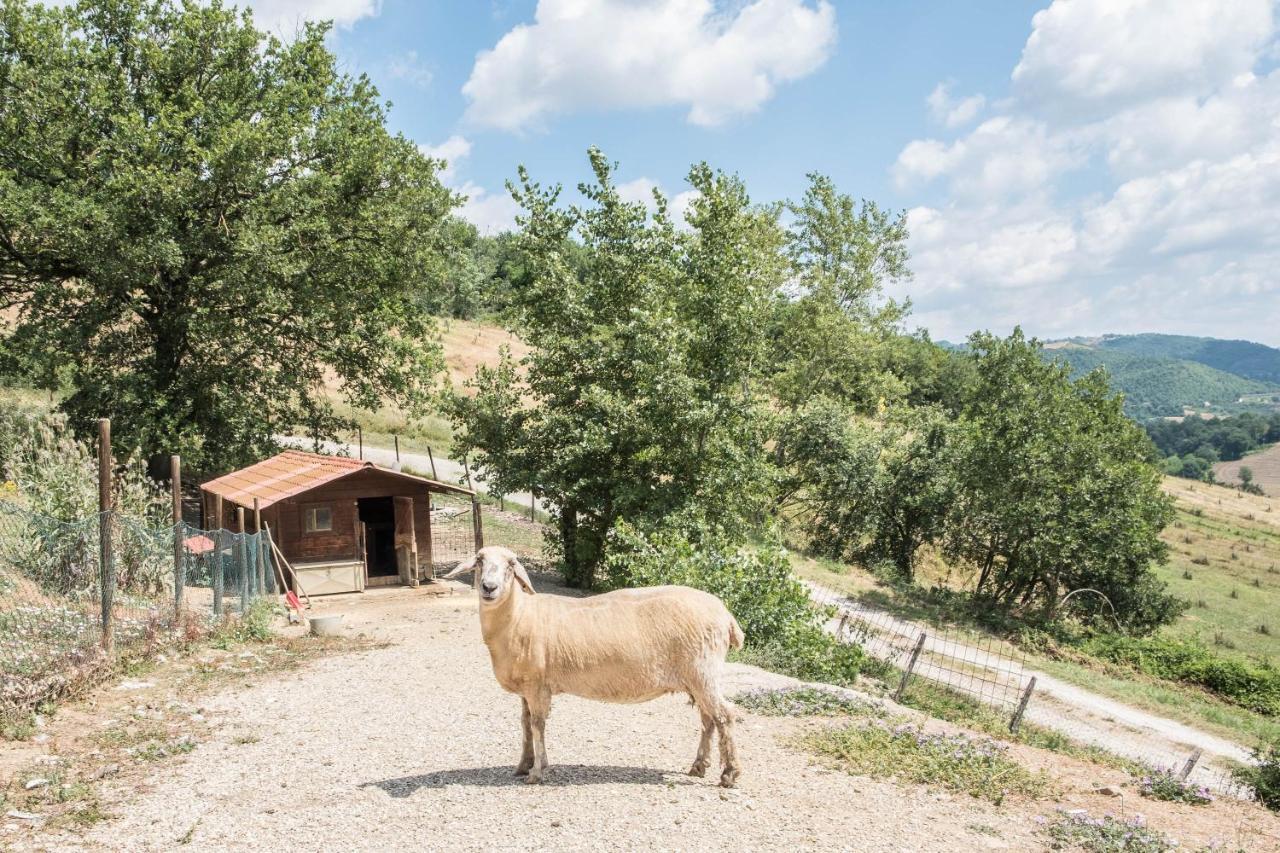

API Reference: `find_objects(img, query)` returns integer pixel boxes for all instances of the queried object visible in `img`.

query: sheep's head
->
[443,546,535,603]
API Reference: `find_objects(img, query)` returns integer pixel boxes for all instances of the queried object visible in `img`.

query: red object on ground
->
[284,590,305,614]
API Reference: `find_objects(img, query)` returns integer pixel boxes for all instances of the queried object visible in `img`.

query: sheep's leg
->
[515,698,535,776]
[525,692,551,785]
[688,709,715,778]
[711,696,740,788]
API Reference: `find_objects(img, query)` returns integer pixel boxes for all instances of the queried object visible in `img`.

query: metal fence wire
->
[0,500,275,717]
[429,492,479,575]
[806,579,1254,799]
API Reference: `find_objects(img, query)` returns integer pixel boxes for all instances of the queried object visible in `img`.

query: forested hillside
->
[1095,334,1280,385]
[1044,342,1279,419]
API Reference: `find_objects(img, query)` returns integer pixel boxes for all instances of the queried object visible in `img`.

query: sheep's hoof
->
[514,765,530,777]
[719,768,739,788]
[688,761,707,778]
[524,771,543,785]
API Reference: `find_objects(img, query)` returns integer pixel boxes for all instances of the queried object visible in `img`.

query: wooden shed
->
[200,449,475,596]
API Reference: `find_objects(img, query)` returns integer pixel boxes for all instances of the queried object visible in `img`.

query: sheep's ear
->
[442,556,476,580]
[509,556,535,595]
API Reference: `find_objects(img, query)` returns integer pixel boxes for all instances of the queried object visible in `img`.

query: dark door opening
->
[358,497,397,577]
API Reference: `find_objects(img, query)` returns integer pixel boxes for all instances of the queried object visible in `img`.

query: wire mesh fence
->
[0,500,276,718]
[429,493,479,576]
[806,579,1255,799]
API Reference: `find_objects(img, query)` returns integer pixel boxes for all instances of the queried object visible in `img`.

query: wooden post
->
[463,456,474,490]
[253,498,265,596]
[171,455,184,618]
[213,494,224,616]
[427,446,438,480]
[836,611,849,640]
[894,632,927,701]
[394,435,400,463]
[471,495,484,590]
[358,428,363,460]
[1009,676,1037,733]
[237,507,248,613]
[1178,748,1203,781]
[98,418,114,652]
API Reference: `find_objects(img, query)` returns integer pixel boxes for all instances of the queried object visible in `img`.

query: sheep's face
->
[445,546,535,602]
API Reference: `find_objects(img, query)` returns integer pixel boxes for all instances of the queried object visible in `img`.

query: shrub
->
[1234,740,1280,811]
[603,517,874,686]
[1081,634,1280,715]
[1137,768,1212,805]
[801,721,1046,803]
[1042,810,1174,852]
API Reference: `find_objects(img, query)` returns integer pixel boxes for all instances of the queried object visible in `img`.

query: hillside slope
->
[1095,333,1280,385]
[1043,344,1273,418]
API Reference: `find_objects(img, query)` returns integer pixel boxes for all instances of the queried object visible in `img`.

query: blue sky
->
[245,0,1280,346]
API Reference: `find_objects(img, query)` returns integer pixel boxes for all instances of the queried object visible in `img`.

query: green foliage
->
[1043,811,1175,853]
[1234,739,1280,811]
[1094,333,1280,385]
[800,721,1046,803]
[733,686,874,717]
[451,149,783,587]
[781,402,955,579]
[1081,634,1280,715]
[602,517,871,686]
[1146,413,1280,482]
[946,330,1181,632]
[0,0,458,469]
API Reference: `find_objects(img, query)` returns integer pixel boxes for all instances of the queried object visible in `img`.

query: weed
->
[1230,588,1240,599]
[734,686,875,718]
[800,721,1047,803]
[1042,810,1175,852]
[1254,578,1263,588]
[1182,569,1194,580]
[1192,555,1210,566]
[1234,739,1280,811]
[1260,625,1272,636]
[232,733,261,745]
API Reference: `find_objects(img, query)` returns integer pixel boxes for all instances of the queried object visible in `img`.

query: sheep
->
[443,546,744,787]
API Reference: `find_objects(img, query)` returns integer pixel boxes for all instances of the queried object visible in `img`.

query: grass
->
[800,720,1048,804]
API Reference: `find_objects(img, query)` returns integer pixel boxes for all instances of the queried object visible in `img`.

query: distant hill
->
[1042,334,1280,420]
[1083,334,1280,385]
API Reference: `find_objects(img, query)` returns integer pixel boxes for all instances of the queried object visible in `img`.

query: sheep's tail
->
[727,613,744,651]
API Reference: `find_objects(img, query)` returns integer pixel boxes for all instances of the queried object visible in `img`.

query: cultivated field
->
[1215,443,1280,497]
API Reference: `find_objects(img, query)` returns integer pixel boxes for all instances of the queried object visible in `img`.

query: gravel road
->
[57,582,1040,852]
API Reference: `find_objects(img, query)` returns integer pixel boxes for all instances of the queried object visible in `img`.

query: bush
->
[1043,810,1175,852]
[1137,768,1212,804]
[1235,740,1280,811]
[1081,634,1280,715]
[602,518,874,686]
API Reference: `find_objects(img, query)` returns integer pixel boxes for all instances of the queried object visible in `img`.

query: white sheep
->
[444,546,744,787]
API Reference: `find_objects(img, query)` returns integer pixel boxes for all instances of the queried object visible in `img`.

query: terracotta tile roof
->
[201,449,471,508]
[201,450,371,509]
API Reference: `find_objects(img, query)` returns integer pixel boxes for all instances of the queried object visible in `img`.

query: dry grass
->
[1214,443,1280,497]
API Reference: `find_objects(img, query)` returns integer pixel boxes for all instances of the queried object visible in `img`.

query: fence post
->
[529,490,536,522]
[894,632,927,702]
[357,427,363,460]
[213,494,224,616]
[836,611,849,640]
[471,495,484,590]
[172,454,184,618]
[1009,676,1037,733]
[253,498,265,596]
[427,446,438,481]
[1178,748,1202,781]
[98,418,114,653]
[237,507,248,613]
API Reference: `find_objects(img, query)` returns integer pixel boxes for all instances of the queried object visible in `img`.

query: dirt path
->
[25,583,1052,852]
[814,588,1254,790]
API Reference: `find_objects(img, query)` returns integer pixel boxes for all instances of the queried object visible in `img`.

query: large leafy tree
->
[0,0,458,469]
[452,149,785,587]
[945,330,1181,632]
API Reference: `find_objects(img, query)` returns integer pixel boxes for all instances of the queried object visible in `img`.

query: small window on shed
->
[304,505,332,533]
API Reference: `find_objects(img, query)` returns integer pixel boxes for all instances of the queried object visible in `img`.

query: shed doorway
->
[358,497,397,581]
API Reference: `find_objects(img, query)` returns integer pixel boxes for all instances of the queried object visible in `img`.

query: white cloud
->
[386,50,433,88]
[244,0,381,35]
[927,82,985,128]
[419,135,473,184]
[461,0,836,131]
[1012,0,1275,118]
[894,0,1280,345]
